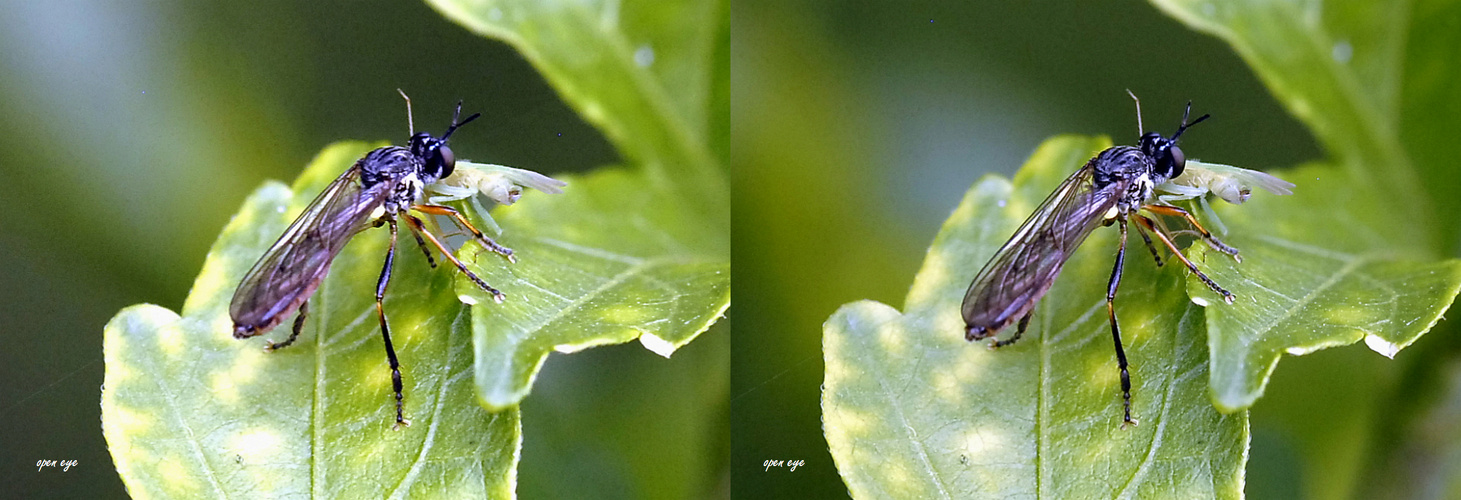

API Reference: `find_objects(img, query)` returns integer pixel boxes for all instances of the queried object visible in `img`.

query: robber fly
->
[230,90,515,429]
[961,91,1240,427]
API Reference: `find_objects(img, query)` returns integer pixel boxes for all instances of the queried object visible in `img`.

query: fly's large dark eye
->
[434,145,456,178]
[1166,145,1186,178]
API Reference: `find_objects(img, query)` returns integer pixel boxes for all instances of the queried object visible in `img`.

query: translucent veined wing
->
[230,163,394,337]
[961,159,1124,337]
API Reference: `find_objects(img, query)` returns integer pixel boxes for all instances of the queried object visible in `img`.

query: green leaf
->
[1136,3,1461,497]
[1187,164,1461,411]
[102,143,520,499]
[423,0,729,216]
[458,166,730,409]
[422,0,731,409]
[1146,0,1461,408]
[823,136,1248,498]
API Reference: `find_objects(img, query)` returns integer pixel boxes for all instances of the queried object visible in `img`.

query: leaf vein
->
[389,307,468,499]
[155,348,229,499]
[874,365,953,499]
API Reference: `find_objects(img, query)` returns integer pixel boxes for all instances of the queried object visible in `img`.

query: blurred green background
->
[732,0,1459,498]
[0,1,726,498]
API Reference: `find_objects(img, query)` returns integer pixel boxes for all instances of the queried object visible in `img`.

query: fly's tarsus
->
[988,312,1032,350]
[265,301,309,352]
[1143,203,1241,260]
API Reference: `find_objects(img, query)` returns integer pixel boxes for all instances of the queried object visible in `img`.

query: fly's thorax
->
[356,145,431,213]
[1090,145,1160,214]
[1090,146,1151,188]
[1092,147,1157,211]
[359,146,420,188]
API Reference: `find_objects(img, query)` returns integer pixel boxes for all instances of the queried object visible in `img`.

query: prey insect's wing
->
[962,160,1122,335]
[230,163,394,335]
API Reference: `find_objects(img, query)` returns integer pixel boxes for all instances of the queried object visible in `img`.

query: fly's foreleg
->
[1134,214,1234,304]
[1142,204,1240,261]
[411,204,516,263]
[401,212,506,303]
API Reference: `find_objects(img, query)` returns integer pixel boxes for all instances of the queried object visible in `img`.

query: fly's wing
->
[961,161,1121,337]
[229,163,393,337]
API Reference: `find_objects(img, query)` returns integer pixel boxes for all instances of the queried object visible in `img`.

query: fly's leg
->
[1133,222,1164,267]
[410,229,437,268]
[1108,219,1137,427]
[411,204,516,263]
[402,212,506,303]
[377,218,410,429]
[266,301,308,352]
[1142,204,1240,262]
[1134,214,1234,304]
[377,218,435,267]
[990,312,1032,349]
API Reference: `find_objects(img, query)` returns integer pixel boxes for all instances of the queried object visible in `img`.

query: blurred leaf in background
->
[2,0,726,498]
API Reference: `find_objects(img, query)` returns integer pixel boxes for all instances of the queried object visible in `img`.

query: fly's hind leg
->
[266,301,308,352]
[1133,222,1164,267]
[410,228,437,268]
[989,312,1032,349]
[380,217,435,267]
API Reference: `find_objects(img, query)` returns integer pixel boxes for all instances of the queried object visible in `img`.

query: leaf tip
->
[638,332,677,358]
[1363,334,1401,359]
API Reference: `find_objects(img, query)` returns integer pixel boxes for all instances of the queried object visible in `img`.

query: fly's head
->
[1138,101,1210,184]
[409,132,455,183]
[1138,132,1182,183]
[409,101,482,183]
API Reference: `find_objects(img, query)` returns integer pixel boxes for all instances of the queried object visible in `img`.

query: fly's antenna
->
[1171,101,1211,141]
[441,100,481,141]
[1126,89,1144,135]
[397,89,415,136]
